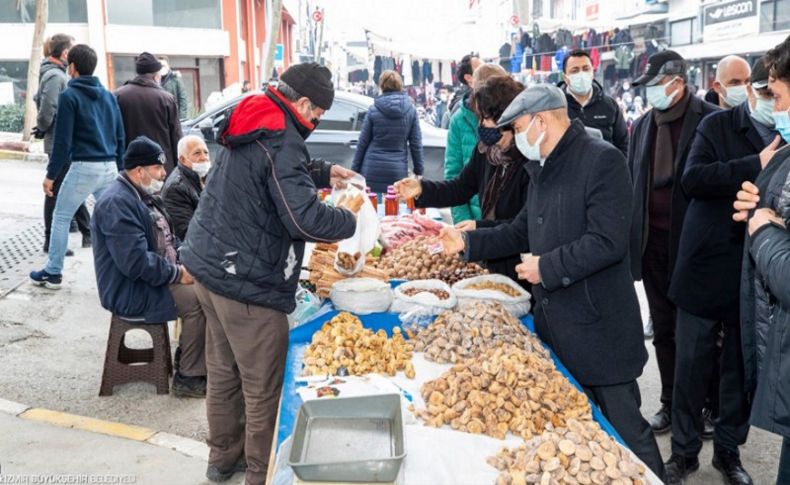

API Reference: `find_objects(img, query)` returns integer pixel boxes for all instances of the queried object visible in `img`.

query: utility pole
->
[22,0,48,142]
[262,0,284,84]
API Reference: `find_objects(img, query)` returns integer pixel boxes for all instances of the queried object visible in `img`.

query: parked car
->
[181,90,448,181]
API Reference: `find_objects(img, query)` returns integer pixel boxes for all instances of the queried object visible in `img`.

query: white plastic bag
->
[331,175,380,276]
[330,278,393,314]
[287,286,323,328]
[452,274,531,318]
[391,279,457,316]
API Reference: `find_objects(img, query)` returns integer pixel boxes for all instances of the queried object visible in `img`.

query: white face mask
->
[140,168,164,194]
[192,161,211,177]
[722,84,748,107]
[567,71,594,96]
[646,77,680,111]
[751,96,776,127]
[515,117,544,162]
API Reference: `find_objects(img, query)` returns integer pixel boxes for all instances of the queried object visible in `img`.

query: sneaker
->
[82,234,91,248]
[172,372,206,398]
[665,454,700,485]
[702,408,715,440]
[29,269,62,289]
[644,317,654,339]
[206,455,247,482]
[648,403,671,434]
[712,447,753,485]
[69,221,78,233]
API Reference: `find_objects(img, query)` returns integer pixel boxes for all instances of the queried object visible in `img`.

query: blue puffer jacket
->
[91,175,180,324]
[352,91,424,192]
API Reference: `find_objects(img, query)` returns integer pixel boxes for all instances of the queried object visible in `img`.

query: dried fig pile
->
[375,236,487,284]
[412,302,548,363]
[303,312,415,378]
[488,419,647,485]
[415,345,591,440]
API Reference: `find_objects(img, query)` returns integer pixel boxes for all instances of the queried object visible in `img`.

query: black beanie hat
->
[124,136,166,170]
[136,52,163,75]
[280,62,334,110]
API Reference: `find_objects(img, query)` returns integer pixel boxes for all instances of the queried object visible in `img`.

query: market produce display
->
[336,251,362,272]
[379,214,444,249]
[488,419,647,485]
[302,312,416,378]
[375,236,487,284]
[411,302,548,363]
[308,243,390,298]
[465,280,522,298]
[401,287,451,300]
[415,345,591,440]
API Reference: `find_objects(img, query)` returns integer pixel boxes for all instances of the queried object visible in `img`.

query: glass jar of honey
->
[385,194,398,216]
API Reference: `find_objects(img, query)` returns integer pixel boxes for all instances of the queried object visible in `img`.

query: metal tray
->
[288,394,406,482]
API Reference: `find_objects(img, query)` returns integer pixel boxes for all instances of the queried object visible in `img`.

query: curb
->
[0,397,209,461]
[0,149,48,163]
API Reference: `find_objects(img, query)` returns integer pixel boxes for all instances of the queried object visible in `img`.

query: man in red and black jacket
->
[180,63,357,484]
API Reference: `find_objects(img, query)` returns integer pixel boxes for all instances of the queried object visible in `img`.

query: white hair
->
[177,135,206,159]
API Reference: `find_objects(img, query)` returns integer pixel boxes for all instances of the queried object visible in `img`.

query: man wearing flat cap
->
[180,63,358,483]
[439,83,665,478]
[626,50,719,446]
[91,135,207,398]
[115,52,182,174]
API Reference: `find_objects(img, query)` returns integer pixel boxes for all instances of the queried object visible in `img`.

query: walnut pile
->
[302,312,415,378]
[412,302,548,363]
[415,345,591,440]
[375,235,487,284]
[488,420,647,485]
[465,280,523,298]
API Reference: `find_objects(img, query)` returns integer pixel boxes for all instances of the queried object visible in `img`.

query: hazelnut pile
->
[401,287,451,300]
[412,302,548,364]
[488,419,647,485]
[302,312,415,378]
[415,345,591,440]
[375,236,487,284]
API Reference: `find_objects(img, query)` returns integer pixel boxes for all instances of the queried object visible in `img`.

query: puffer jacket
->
[444,93,481,223]
[180,87,356,313]
[557,79,628,156]
[352,91,424,193]
[35,57,69,154]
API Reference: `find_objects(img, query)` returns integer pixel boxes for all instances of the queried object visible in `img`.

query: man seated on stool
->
[91,135,207,398]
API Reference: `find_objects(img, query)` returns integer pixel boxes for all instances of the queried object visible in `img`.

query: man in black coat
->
[628,51,720,437]
[439,84,664,478]
[115,52,182,174]
[664,58,775,485]
[161,135,211,241]
[180,63,358,484]
[557,49,629,156]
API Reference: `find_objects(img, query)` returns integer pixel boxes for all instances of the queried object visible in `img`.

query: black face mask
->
[310,118,320,127]
[478,125,503,146]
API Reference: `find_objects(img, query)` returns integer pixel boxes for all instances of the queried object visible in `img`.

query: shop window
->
[761,0,790,32]
[106,0,221,29]
[670,18,694,46]
[0,0,87,23]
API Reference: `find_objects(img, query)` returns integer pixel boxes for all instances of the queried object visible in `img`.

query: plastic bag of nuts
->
[302,312,416,378]
[415,344,591,440]
[487,419,647,485]
[412,302,548,363]
[390,279,457,317]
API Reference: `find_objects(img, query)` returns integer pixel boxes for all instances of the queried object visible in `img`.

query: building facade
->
[0,0,294,118]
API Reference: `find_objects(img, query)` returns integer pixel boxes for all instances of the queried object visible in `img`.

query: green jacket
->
[161,72,188,120]
[444,95,481,223]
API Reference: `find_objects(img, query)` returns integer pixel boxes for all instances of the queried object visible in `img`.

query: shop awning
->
[673,30,790,60]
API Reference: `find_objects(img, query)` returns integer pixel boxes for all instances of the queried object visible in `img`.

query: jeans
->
[44,161,117,275]
[44,161,91,243]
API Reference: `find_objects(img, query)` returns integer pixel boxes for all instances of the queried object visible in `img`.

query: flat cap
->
[497,84,567,127]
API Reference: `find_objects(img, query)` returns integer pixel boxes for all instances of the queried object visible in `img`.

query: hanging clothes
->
[374,56,383,84]
[412,61,421,85]
[590,48,601,71]
[451,61,458,86]
[402,55,413,86]
[499,43,512,71]
[511,42,524,73]
[422,60,433,84]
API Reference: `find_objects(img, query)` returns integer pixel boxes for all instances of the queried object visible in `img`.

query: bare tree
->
[22,0,48,142]
[261,0,284,85]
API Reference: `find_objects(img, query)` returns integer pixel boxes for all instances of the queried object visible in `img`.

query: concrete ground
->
[0,158,783,483]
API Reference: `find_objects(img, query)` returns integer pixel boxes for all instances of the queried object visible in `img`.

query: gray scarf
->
[651,88,691,188]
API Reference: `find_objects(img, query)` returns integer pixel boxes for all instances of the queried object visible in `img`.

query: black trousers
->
[584,381,665,479]
[44,161,90,243]
[641,227,676,405]
[671,308,751,458]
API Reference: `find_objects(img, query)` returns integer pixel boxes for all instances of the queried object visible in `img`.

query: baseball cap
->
[633,50,687,87]
[751,56,770,90]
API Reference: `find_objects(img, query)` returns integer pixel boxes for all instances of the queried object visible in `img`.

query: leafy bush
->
[0,103,25,133]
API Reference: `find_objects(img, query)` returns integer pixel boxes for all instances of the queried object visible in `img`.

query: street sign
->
[510,15,519,26]
[702,0,758,42]
[586,0,600,21]
[312,9,323,22]
[274,43,284,68]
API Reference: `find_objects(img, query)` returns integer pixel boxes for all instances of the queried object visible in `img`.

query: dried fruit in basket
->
[488,419,647,485]
[415,345,591,440]
[412,302,548,363]
[302,312,415,379]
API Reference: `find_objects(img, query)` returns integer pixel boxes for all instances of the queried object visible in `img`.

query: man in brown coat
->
[115,52,182,174]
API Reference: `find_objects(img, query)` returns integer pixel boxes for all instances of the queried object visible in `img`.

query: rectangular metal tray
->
[288,394,406,482]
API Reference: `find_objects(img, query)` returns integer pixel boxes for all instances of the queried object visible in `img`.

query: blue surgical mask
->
[568,71,594,96]
[751,97,776,127]
[478,125,503,146]
[722,85,748,108]
[646,77,680,111]
[515,117,544,162]
[773,107,790,143]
